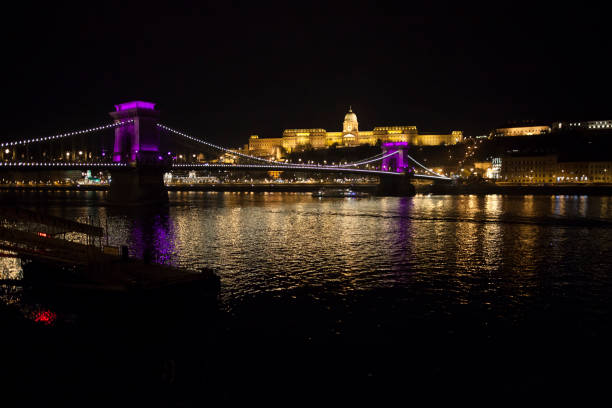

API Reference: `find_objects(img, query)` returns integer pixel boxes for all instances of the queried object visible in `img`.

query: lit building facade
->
[500,155,612,184]
[248,108,463,157]
[552,120,612,131]
[492,125,551,137]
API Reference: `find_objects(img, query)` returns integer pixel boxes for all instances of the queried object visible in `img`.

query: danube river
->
[2,191,612,404]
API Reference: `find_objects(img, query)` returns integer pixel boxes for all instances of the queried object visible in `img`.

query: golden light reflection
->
[3,192,611,315]
[484,194,502,218]
[601,196,611,218]
[551,195,567,217]
[578,195,588,218]
[521,195,535,218]
[0,256,22,280]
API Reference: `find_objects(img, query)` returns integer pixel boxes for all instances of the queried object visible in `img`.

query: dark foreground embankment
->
[2,288,611,407]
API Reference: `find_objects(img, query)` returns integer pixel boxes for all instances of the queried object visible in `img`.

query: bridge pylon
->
[377,141,415,196]
[110,101,161,162]
[377,171,416,196]
[107,101,169,204]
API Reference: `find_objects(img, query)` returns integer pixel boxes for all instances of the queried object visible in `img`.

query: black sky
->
[1,1,609,147]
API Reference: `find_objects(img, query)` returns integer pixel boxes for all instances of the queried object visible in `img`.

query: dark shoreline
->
[2,183,612,196]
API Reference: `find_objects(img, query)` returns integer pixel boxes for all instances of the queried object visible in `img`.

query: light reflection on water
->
[1,192,612,324]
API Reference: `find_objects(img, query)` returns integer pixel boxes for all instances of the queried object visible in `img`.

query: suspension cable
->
[158,124,394,169]
[157,124,285,164]
[0,120,133,148]
[405,153,449,179]
[342,150,399,167]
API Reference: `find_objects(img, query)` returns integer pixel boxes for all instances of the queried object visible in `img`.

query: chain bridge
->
[0,101,450,203]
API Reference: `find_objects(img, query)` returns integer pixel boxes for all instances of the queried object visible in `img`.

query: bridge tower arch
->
[381,142,411,173]
[378,141,415,196]
[110,101,161,162]
[108,101,168,204]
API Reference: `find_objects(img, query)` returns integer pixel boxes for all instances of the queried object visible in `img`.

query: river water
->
[2,191,612,404]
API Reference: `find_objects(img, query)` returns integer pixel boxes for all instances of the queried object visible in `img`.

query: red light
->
[37,232,48,237]
[33,310,57,325]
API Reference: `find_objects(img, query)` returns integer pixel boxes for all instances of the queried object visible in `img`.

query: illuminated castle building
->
[247,108,463,158]
[492,125,551,137]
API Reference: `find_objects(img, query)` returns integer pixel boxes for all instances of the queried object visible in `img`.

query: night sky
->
[1,2,608,147]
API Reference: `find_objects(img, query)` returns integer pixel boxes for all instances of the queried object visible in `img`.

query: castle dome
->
[344,107,357,123]
[343,106,358,133]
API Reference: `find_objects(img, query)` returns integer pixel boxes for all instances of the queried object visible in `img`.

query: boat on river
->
[312,188,369,198]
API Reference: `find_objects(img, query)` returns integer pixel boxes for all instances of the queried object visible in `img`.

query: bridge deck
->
[0,161,449,180]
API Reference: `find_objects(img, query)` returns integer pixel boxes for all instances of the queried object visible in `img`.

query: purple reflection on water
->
[392,197,415,283]
[130,213,177,266]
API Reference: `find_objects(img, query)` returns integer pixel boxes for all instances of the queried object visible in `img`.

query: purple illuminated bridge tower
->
[110,101,161,162]
[381,142,412,173]
[378,141,416,196]
[107,101,169,203]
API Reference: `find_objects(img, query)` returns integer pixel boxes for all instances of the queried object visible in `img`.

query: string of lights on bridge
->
[0,120,134,148]
[343,150,399,166]
[158,123,405,170]
[0,159,446,180]
[0,162,127,168]
[404,154,449,179]
[157,124,286,165]
[171,163,404,176]
[0,159,450,180]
